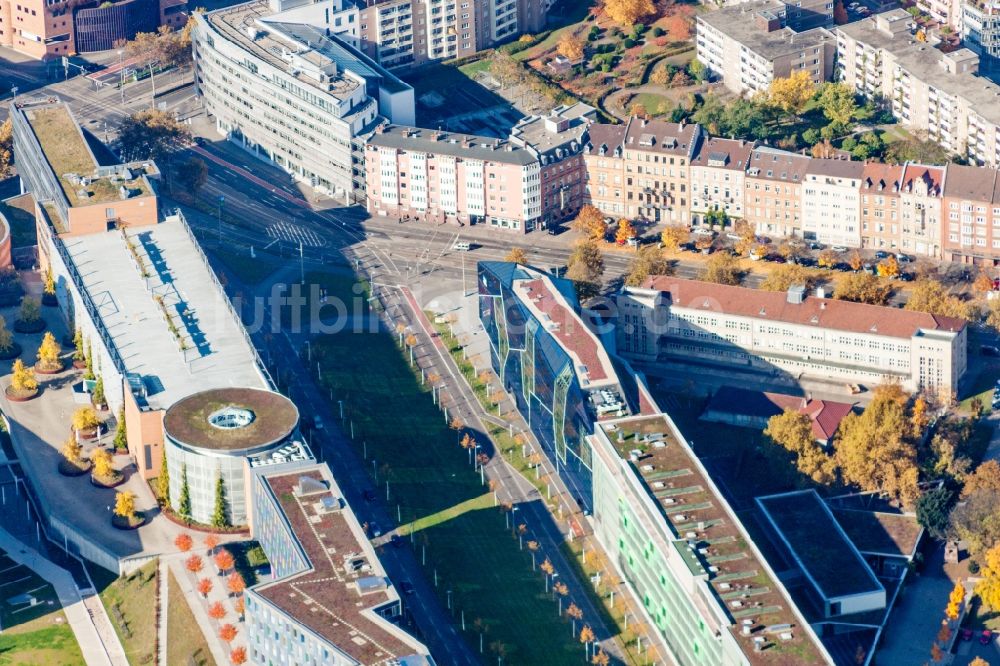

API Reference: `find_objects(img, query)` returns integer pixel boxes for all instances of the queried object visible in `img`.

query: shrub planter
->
[14,318,45,334]
[0,343,21,361]
[75,424,103,441]
[111,512,146,530]
[41,293,58,307]
[58,458,92,477]
[72,359,87,370]
[5,385,38,402]
[35,361,64,375]
[90,471,124,489]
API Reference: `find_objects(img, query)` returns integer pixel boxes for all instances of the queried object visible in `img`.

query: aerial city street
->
[3,0,1000,664]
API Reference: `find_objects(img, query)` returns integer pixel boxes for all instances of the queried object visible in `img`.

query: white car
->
[832,245,848,253]
[725,233,741,241]
[896,253,911,263]
[693,228,715,237]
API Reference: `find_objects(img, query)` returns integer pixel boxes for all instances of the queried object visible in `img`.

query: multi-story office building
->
[582,123,628,217]
[603,117,703,224]
[192,1,415,203]
[942,162,1000,263]
[617,277,968,396]
[836,9,1000,167]
[587,414,833,665]
[364,125,541,232]
[802,158,864,247]
[744,146,809,237]
[0,0,185,59]
[509,102,597,228]
[696,1,836,95]
[247,460,433,665]
[688,137,753,226]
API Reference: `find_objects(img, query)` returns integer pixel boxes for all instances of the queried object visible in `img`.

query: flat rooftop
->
[832,508,923,558]
[22,104,151,206]
[837,13,1000,126]
[599,414,829,665]
[510,102,595,159]
[698,1,836,60]
[514,275,616,386]
[640,277,966,339]
[255,467,430,663]
[368,125,538,166]
[757,491,884,600]
[163,388,298,452]
[63,213,267,411]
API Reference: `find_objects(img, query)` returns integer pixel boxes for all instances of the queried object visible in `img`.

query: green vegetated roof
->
[163,387,299,452]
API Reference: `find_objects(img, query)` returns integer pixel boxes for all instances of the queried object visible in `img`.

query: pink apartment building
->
[364,125,541,232]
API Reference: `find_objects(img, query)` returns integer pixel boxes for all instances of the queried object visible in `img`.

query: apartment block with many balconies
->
[696,0,835,96]
[364,124,541,231]
[836,9,1000,167]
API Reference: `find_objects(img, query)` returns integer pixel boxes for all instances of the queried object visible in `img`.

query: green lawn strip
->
[0,623,84,666]
[166,569,216,666]
[97,560,158,666]
[458,59,491,77]
[0,562,83,666]
[428,318,643,665]
[313,317,583,664]
[210,249,278,286]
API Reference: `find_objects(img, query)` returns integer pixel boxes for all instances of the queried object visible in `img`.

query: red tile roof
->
[860,162,903,194]
[519,279,609,381]
[800,398,855,441]
[900,163,945,197]
[640,277,966,339]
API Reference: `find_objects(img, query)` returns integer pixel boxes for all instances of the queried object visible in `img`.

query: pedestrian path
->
[0,525,128,666]
[165,555,236,666]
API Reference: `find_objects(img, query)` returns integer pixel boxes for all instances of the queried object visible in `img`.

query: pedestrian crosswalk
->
[266,220,326,247]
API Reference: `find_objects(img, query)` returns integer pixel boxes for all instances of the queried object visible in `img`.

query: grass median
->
[311,280,585,665]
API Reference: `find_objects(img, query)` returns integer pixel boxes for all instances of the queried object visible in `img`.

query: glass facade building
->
[478,261,629,513]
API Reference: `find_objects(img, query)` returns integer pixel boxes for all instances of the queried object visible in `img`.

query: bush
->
[651,26,664,37]
[632,23,647,35]
[970,560,981,574]
[623,38,636,48]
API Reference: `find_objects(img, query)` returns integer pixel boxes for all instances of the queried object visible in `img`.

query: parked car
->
[809,242,824,250]
[832,245,848,253]
[981,630,993,645]
[797,257,816,267]
[862,263,875,275]
[313,415,324,430]
[896,253,912,263]
[898,272,915,282]
[679,242,696,252]
[627,237,639,248]
[693,228,715,237]
[787,240,804,248]
[369,521,382,537]
[875,250,889,259]
[765,254,786,263]
[452,241,472,251]
[726,233,742,241]
[390,534,404,548]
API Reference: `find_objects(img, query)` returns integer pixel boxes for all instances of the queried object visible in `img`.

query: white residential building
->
[802,158,864,247]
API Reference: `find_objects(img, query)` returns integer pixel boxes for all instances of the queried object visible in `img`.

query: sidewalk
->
[166,553,244,666]
[0,525,128,666]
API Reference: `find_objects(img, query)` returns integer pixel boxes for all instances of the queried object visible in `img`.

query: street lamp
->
[10,86,17,105]
[117,50,125,107]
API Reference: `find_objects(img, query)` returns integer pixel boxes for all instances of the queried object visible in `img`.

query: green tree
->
[764,409,835,484]
[18,296,40,325]
[0,119,11,179]
[816,83,860,133]
[905,279,975,321]
[759,264,814,292]
[212,474,230,528]
[0,316,14,354]
[885,135,951,165]
[834,386,919,504]
[83,340,95,381]
[950,488,1000,558]
[834,273,892,305]
[566,240,605,299]
[158,448,170,505]
[178,464,192,522]
[113,405,128,450]
[175,156,208,195]
[117,109,191,163]
[625,245,672,286]
[699,253,743,285]
[915,487,954,540]
[91,374,106,407]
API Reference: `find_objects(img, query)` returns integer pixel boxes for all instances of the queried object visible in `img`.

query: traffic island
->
[5,384,38,402]
[111,511,147,530]
[91,469,125,489]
